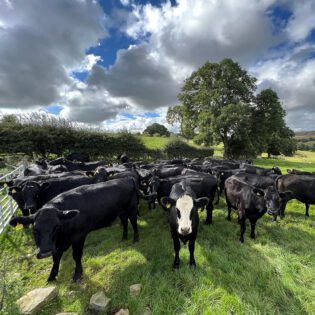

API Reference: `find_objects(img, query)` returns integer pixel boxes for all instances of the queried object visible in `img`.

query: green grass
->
[138,135,171,149]
[1,152,315,314]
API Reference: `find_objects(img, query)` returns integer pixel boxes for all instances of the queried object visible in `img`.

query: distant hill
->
[295,131,315,151]
[295,131,315,139]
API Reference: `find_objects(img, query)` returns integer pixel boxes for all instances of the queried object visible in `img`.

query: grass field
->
[0,150,315,314]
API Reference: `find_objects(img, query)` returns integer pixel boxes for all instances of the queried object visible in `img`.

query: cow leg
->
[205,202,213,225]
[47,250,64,282]
[129,212,139,242]
[172,234,181,269]
[188,236,197,267]
[227,202,232,221]
[120,215,128,241]
[214,188,220,205]
[72,238,85,282]
[305,204,310,217]
[279,201,287,219]
[249,218,257,239]
[238,213,246,243]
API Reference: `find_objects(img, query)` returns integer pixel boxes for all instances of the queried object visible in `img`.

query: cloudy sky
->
[0,0,314,132]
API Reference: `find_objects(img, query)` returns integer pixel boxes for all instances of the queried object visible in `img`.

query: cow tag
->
[15,223,23,230]
[11,188,17,194]
[166,203,171,209]
[4,183,7,187]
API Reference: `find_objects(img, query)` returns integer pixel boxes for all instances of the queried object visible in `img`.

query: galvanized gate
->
[0,165,26,235]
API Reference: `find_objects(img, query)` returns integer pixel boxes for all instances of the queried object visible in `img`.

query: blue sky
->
[0,0,315,131]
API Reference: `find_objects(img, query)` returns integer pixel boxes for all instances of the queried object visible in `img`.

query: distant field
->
[137,135,171,149]
[0,144,315,314]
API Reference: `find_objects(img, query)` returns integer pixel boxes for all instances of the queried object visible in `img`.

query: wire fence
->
[0,164,26,235]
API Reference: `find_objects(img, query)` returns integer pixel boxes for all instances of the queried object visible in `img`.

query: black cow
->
[161,182,208,269]
[275,174,315,218]
[66,153,90,163]
[118,153,129,164]
[240,164,282,176]
[225,176,280,242]
[9,175,104,214]
[9,178,140,282]
[287,169,315,175]
[154,166,185,178]
[148,174,217,224]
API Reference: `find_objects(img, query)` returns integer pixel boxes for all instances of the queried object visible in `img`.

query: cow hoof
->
[204,220,212,225]
[133,236,139,243]
[121,236,128,241]
[189,261,196,268]
[47,275,56,282]
[172,265,180,271]
[250,235,255,240]
[72,274,82,283]
[226,217,231,221]
[239,238,244,243]
[271,216,277,222]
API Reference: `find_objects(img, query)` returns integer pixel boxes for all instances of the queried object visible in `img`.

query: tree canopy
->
[143,123,170,137]
[167,58,296,158]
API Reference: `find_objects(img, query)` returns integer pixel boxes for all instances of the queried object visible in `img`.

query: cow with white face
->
[161,182,209,270]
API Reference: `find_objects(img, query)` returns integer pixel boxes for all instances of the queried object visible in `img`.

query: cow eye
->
[176,209,181,219]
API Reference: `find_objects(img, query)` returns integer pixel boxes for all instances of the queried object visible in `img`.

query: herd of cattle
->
[2,152,314,282]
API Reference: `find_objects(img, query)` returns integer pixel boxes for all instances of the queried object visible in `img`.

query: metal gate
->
[0,165,25,235]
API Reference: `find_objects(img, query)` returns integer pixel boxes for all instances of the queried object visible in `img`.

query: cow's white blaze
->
[176,195,193,235]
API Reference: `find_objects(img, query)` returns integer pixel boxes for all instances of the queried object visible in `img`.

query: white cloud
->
[286,0,315,42]
[0,0,105,109]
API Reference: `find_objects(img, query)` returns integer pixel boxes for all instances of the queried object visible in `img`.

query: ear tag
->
[166,203,171,209]
[109,173,113,177]
[4,183,7,187]
[15,223,23,230]
[221,172,224,175]
[11,189,17,194]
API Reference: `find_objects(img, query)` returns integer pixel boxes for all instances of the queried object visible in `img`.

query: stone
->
[89,291,111,312]
[141,306,152,315]
[16,287,58,315]
[129,283,142,297]
[115,309,129,315]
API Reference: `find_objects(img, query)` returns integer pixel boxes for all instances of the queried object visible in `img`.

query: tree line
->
[167,58,296,159]
[0,113,213,160]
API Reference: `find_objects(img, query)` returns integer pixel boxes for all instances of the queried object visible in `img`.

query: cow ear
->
[8,186,22,195]
[9,215,34,227]
[194,197,209,210]
[85,171,95,177]
[58,210,80,220]
[40,182,50,190]
[253,188,264,197]
[161,197,176,209]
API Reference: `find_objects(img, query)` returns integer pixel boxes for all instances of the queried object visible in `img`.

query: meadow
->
[0,139,314,314]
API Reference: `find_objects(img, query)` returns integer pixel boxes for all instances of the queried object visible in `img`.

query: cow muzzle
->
[179,227,191,236]
[36,249,53,259]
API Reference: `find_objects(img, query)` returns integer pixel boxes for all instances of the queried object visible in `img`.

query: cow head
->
[253,186,281,215]
[11,181,50,213]
[161,195,209,235]
[9,207,80,259]
[272,166,282,175]
[85,167,108,182]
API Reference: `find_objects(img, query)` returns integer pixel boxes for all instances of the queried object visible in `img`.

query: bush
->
[164,139,213,159]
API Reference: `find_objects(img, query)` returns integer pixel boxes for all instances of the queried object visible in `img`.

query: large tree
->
[167,59,296,158]
[253,89,296,157]
[167,58,258,158]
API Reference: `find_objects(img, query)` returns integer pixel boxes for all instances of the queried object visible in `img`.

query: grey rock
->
[16,287,58,315]
[115,309,129,315]
[129,283,142,297]
[89,291,111,312]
